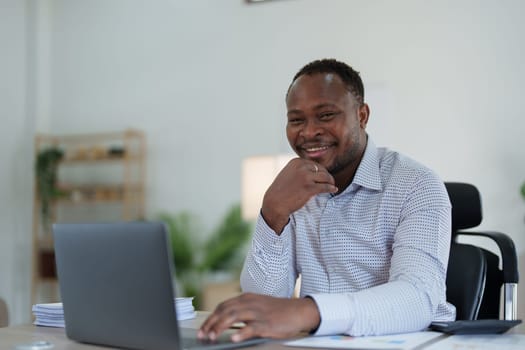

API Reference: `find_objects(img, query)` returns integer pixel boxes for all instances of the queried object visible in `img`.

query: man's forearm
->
[309,280,435,336]
[240,216,296,297]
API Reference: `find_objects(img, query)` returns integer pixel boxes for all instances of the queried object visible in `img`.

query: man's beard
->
[327,131,365,175]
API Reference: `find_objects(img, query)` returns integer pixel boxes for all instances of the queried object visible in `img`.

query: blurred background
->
[1,0,524,324]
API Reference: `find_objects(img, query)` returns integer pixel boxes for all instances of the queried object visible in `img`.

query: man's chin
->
[325,161,342,175]
[298,153,335,170]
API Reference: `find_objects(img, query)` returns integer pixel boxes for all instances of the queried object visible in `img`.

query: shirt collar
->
[348,136,382,192]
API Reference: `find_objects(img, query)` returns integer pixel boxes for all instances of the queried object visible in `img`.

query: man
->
[198,58,455,342]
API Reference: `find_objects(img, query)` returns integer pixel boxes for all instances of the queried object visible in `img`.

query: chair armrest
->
[454,230,519,283]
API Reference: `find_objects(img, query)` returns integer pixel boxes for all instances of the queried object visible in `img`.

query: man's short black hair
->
[288,58,365,104]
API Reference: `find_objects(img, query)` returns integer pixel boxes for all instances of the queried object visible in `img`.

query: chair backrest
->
[446,243,487,320]
[445,182,485,320]
[444,182,517,320]
[445,182,482,232]
[477,249,504,318]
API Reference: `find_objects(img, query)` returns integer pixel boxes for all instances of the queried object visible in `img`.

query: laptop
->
[53,222,266,350]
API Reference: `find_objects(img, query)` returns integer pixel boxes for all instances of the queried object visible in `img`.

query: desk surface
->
[0,312,290,350]
[1,315,524,350]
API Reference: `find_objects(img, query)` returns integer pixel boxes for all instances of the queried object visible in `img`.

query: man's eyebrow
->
[287,109,302,116]
[288,103,338,114]
[312,103,338,110]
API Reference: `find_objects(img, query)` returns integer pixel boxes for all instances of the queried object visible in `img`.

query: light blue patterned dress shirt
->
[240,137,456,336]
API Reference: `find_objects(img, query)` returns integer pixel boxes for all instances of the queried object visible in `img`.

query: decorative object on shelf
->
[107,145,125,157]
[35,147,64,231]
[157,203,251,309]
[68,144,122,160]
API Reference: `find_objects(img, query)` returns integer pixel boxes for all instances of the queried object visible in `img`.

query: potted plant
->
[35,147,64,231]
[157,203,251,309]
[198,204,251,275]
[157,211,201,301]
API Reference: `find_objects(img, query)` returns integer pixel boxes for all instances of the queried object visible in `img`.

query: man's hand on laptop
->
[197,293,320,342]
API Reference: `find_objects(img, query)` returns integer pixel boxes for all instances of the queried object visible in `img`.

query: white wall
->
[0,0,35,325]
[2,0,524,324]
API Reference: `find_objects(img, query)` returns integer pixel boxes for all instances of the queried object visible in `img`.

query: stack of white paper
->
[31,303,64,328]
[32,297,196,328]
[174,297,196,320]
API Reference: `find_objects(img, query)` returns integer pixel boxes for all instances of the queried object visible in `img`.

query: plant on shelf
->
[35,147,65,231]
[156,203,251,309]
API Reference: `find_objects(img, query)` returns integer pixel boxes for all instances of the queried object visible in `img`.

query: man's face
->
[286,72,369,176]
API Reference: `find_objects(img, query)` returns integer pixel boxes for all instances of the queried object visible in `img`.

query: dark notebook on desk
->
[53,222,265,350]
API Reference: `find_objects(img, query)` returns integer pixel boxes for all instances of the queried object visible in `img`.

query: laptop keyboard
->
[182,335,235,350]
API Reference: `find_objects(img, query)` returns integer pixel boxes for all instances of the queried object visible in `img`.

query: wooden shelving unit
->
[31,129,146,304]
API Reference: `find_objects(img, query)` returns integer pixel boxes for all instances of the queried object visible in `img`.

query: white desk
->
[0,312,288,350]
[0,314,523,350]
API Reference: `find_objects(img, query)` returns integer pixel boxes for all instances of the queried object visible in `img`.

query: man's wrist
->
[260,207,289,235]
[299,297,321,333]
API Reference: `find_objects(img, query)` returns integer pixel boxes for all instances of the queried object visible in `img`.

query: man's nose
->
[300,120,323,138]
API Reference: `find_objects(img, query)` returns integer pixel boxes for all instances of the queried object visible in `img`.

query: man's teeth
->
[306,146,328,152]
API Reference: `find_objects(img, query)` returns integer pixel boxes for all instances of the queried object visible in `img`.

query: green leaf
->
[157,212,199,278]
[199,204,251,272]
[35,147,64,230]
[154,203,253,308]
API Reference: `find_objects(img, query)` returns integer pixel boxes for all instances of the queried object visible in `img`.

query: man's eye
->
[288,119,303,125]
[319,112,336,120]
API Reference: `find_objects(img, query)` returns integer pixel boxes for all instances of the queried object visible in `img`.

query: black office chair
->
[444,182,519,321]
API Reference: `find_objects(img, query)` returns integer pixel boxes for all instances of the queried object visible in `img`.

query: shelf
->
[60,154,143,164]
[32,129,146,305]
[52,184,143,205]
[38,236,54,251]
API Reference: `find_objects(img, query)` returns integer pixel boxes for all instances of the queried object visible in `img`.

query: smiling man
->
[198,59,455,341]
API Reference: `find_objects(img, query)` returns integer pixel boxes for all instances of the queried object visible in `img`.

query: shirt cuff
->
[253,212,291,255]
[307,293,356,336]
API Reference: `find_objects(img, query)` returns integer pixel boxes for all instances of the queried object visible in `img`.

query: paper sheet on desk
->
[285,331,443,349]
[32,297,196,328]
[424,333,525,350]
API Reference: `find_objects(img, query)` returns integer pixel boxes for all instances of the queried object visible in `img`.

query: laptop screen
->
[54,222,182,349]
[53,222,266,350]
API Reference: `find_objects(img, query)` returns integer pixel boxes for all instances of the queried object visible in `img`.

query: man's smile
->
[299,143,335,159]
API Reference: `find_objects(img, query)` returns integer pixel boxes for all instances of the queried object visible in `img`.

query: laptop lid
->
[53,222,266,350]
[54,222,182,349]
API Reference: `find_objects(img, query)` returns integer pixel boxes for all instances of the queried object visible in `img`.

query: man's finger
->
[199,311,238,340]
[231,324,257,343]
[199,304,259,340]
[313,171,335,185]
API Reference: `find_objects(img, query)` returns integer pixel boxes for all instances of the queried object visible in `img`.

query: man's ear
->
[358,103,370,128]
